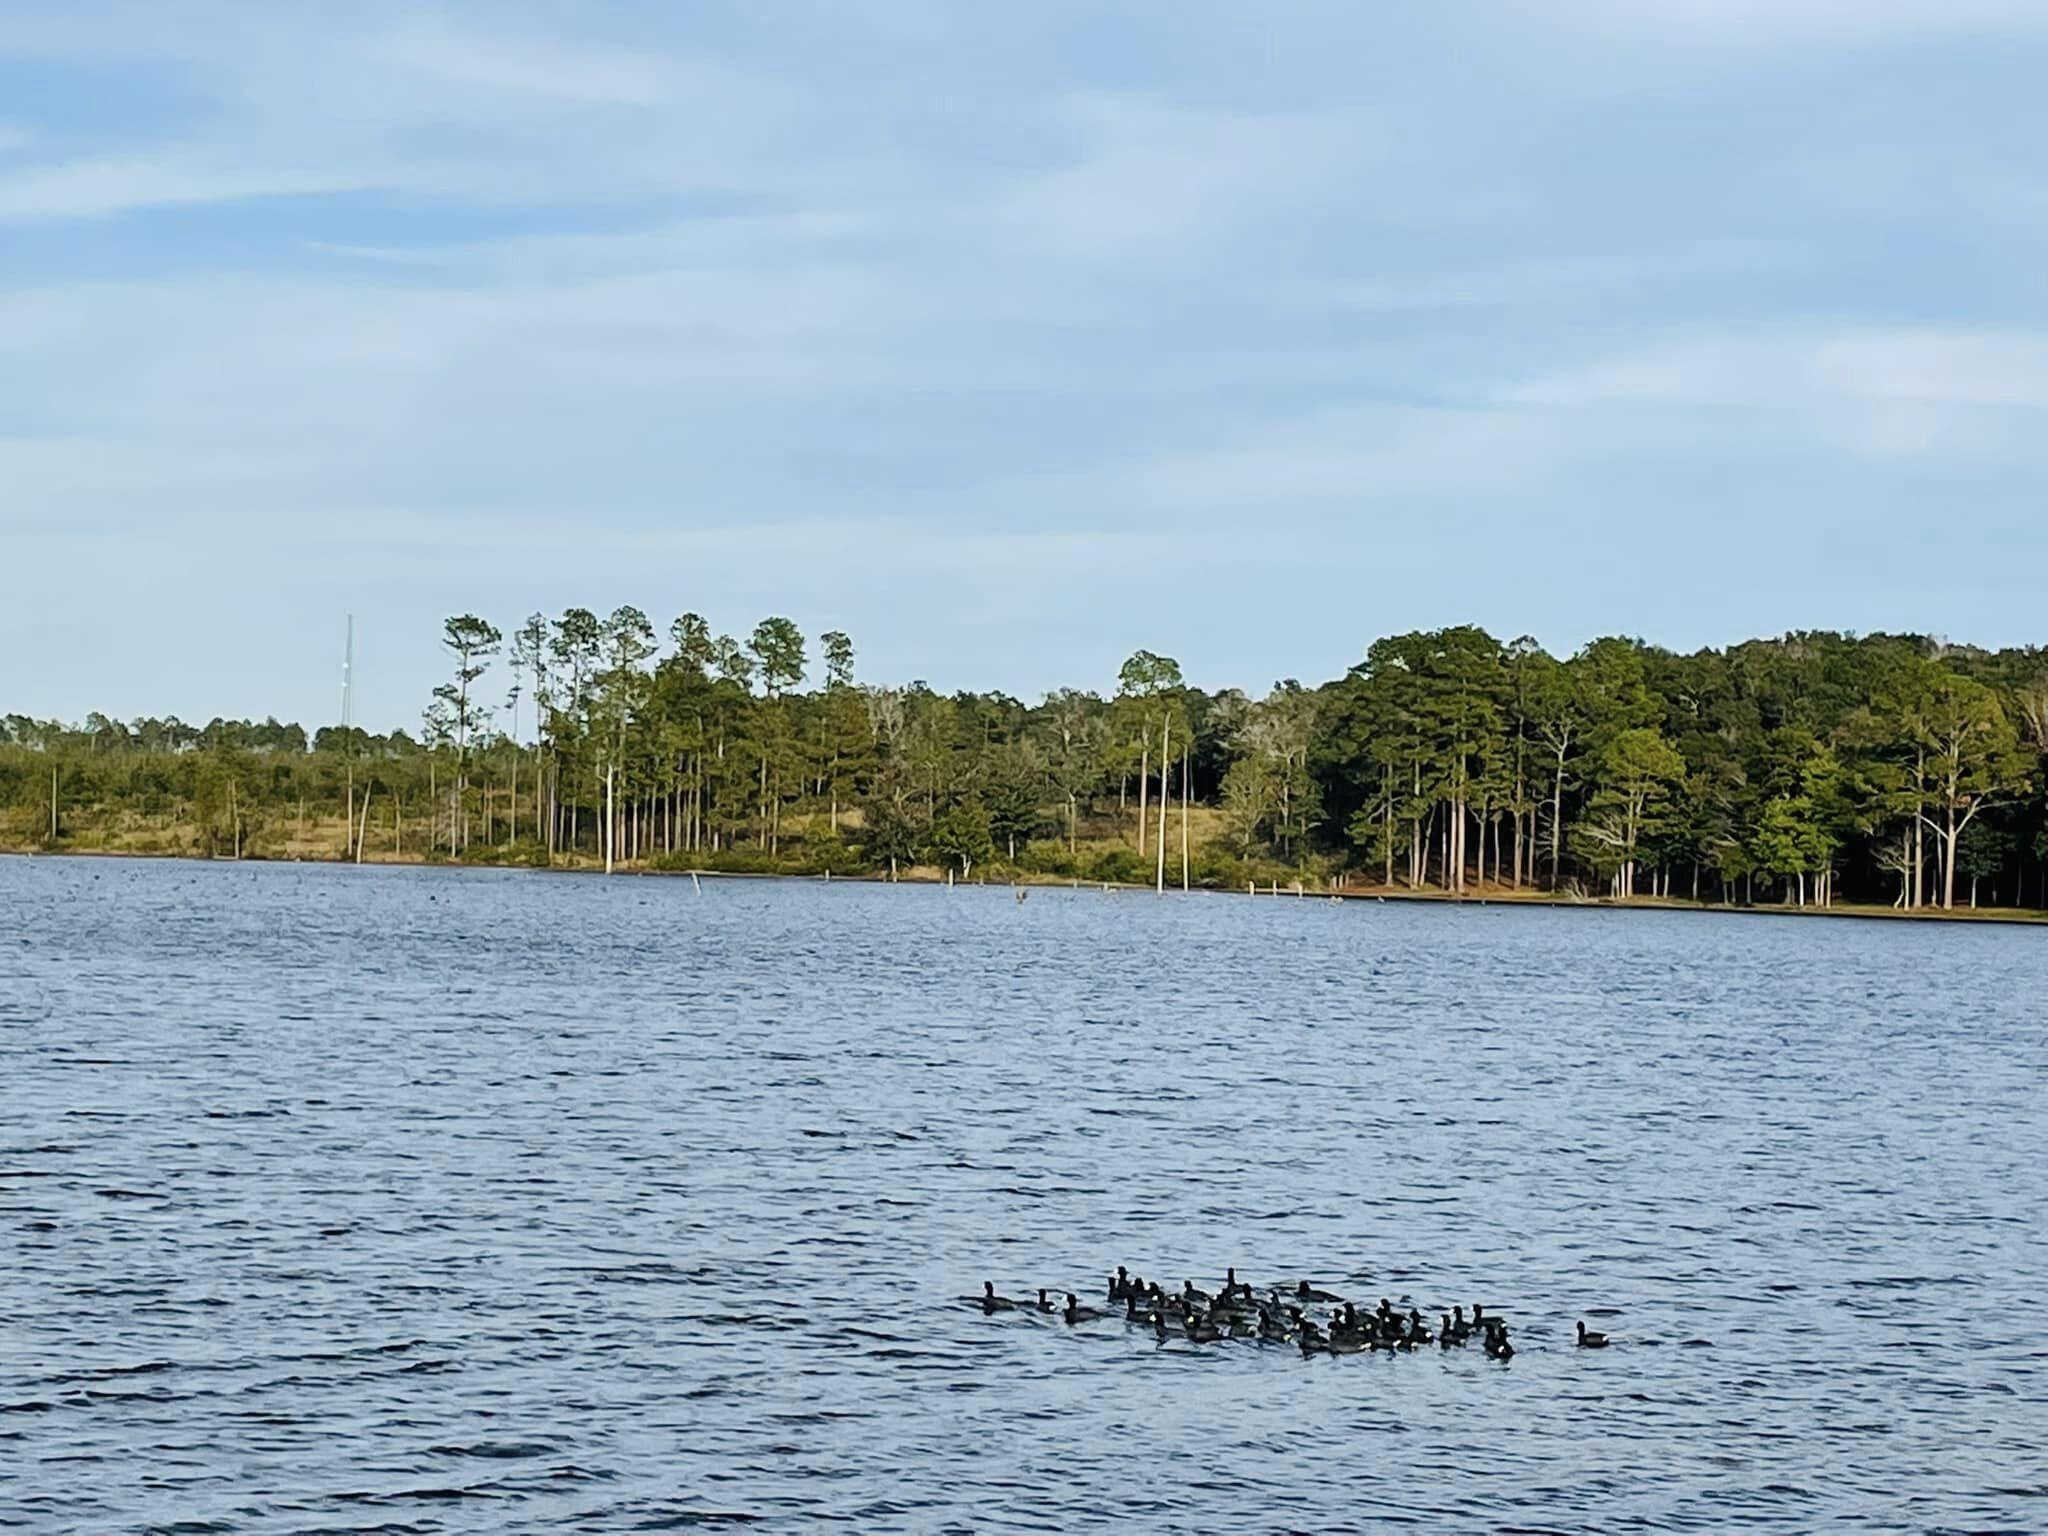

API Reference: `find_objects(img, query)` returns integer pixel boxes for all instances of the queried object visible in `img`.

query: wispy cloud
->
[0,150,381,222]
[1504,329,2048,412]
[4,2,2048,722]
[379,18,675,106]
[1549,0,2048,40]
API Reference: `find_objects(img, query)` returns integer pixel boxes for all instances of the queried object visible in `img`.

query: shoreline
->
[8,845,2046,927]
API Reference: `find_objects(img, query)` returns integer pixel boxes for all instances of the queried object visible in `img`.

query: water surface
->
[3,856,2045,1532]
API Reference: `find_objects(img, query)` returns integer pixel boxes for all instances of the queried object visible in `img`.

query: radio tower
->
[341,614,355,730]
[341,615,356,861]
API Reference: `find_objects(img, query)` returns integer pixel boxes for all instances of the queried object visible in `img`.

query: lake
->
[2,855,2045,1532]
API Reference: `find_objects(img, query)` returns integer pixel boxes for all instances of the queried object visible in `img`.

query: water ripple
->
[1,856,2045,1532]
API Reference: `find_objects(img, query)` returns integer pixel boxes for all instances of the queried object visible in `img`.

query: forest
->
[4,616,2045,914]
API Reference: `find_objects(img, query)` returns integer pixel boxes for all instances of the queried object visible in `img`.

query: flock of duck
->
[974,1268,1614,1360]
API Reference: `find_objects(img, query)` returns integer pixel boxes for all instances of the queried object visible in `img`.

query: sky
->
[4,1,2047,731]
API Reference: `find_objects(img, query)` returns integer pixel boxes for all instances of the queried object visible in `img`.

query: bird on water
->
[980,1281,1018,1313]
[974,1263,1604,1372]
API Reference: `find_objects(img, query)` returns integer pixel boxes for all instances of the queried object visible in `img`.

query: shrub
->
[1019,844,1078,877]
[1087,847,1148,885]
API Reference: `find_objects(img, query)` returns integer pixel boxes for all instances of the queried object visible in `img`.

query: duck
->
[1223,1267,1253,1302]
[1183,1313,1223,1344]
[1150,1310,1172,1343]
[1108,1265,1132,1302]
[1063,1293,1107,1325]
[979,1281,1018,1313]
[1182,1279,1213,1308]
[1296,1280,1342,1303]
[1032,1288,1056,1312]
[1483,1321,1514,1361]
[1576,1320,1610,1348]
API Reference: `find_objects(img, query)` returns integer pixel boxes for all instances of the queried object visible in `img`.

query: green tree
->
[1956,821,2013,908]
[1041,688,1101,854]
[1916,673,2031,909]
[929,795,994,877]
[594,606,656,872]
[982,741,1044,861]
[1575,727,1685,898]
[434,614,501,852]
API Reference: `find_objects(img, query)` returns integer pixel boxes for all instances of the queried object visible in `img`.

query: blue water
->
[2,855,2045,1533]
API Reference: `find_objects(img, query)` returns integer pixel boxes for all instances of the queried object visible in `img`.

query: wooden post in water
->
[1180,752,1190,892]
[1155,715,1170,893]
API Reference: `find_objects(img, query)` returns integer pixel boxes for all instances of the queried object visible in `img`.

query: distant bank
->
[8,845,2045,927]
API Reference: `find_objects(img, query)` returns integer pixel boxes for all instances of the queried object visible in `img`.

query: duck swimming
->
[1483,1321,1515,1361]
[975,1256,1593,1374]
[980,1281,1018,1313]
[1064,1293,1107,1325]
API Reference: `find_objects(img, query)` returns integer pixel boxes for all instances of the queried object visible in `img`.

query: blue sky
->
[4,1,2047,730]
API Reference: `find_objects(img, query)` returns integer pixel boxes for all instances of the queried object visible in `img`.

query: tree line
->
[5,619,2045,912]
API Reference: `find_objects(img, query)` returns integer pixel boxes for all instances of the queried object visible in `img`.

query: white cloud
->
[0,8,800,223]
[379,18,674,106]
[1548,0,2048,39]
[1128,403,1574,506]
[1505,328,2048,411]
[1000,93,1377,261]
[0,150,380,223]
[5,2,2048,718]
[1496,327,2048,472]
